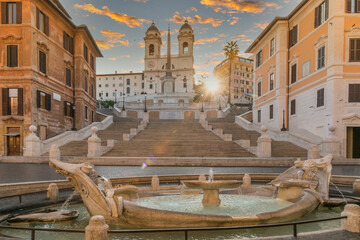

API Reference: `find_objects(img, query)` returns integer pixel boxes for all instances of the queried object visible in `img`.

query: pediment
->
[0,115,24,124]
[37,41,49,52]
[342,113,360,123]
[2,34,22,44]
[314,35,328,47]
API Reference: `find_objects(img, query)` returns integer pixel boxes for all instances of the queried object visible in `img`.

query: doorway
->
[347,127,360,158]
[7,135,20,156]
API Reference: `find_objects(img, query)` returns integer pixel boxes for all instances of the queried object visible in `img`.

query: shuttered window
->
[7,45,18,67]
[64,101,74,117]
[83,44,88,62]
[36,8,49,36]
[90,54,95,70]
[2,88,23,116]
[269,73,274,91]
[256,50,262,68]
[291,64,297,84]
[257,81,262,97]
[349,84,360,102]
[350,39,360,62]
[258,110,261,123]
[270,38,275,57]
[39,51,46,74]
[290,99,296,115]
[317,46,326,69]
[66,68,71,87]
[91,84,94,98]
[63,31,74,54]
[314,1,328,28]
[84,77,88,92]
[269,105,274,120]
[37,90,51,111]
[1,2,21,24]
[85,106,88,119]
[317,88,325,107]
[289,25,298,47]
[346,0,360,13]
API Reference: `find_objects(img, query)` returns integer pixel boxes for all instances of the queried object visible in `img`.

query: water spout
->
[330,182,348,204]
[60,191,77,210]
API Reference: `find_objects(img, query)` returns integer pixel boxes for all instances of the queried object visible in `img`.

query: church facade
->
[96,21,195,102]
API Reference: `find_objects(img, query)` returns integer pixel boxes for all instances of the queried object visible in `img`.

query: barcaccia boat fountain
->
[49,145,334,228]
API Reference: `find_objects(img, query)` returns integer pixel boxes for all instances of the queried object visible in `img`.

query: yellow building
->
[0,0,102,155]
[246,0,360,158]
[214,56,253,104]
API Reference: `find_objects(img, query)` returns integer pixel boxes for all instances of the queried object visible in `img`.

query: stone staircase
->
[103,119,255,157]
[207,121,307,158]
[52,117,140,156]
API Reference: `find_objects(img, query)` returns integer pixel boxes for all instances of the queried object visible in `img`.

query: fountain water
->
[60,191,78,210]
[330,182,348,204]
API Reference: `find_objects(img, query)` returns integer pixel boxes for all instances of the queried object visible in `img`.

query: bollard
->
[242,174,251,187]
[353,179,360,197]
[341,204,360,233]
[47,183,59,203]
[85,215,109,240]
[151,176,160,191]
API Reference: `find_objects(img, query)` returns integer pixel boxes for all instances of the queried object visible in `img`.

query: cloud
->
[218,33,228,38]
[200,0,281,14]
[197,71,210,75]
[133,0,148,2]
[137,59,144,63]
[100,30,130,47]
[169,14,223,27]
[108,57,117,61]
[74,4,151,28]
[255,22,269,29]
[138,41,145,48]
[186,7,198,13]
[229,16,239,25]
[235,33,247,37]
[95,39,114,50]
[195,37,219,45]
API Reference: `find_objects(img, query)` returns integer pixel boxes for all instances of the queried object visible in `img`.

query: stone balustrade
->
[87,127,117,157]
[123,117,148,141]
[257,126,272,158]
[199,119,232,142]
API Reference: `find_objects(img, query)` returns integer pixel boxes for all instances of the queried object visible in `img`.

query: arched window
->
[183,42,189,54]
[149,44,154,55]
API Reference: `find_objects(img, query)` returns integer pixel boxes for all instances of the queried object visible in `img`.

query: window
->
[350,39,360,62]
[142,83,144,89]
[256,50,262,68]
[349,84,360,102]
[183,42,189,54]
[1,2,21,24]
[269,73,274,91]
[113,92,116,97]
[127,79,130,85]
[105,84,109,87]
[257,82,262,97]
[302,60,311,77]
[99,84,101,88]
[234,87,238,93]
[105,93,108,97]
[113,84,115,87]
[37,90,51,111]
[90,54,95,70]
[1,88,23,116]
[7,45,18,67]
[39,51,46,74]
[91,111,94,122]
[63,31,74,54]
[258,110,261,123]
[241,88,244,92]
[150,84,153,89]
[149,44,154,55]
[317,88,325,107]
[36,8,49,36]
[84,77,88,92]
[289,25,298,47]
[269,105,274,119]
[314,1,328,28]
[346,0,360,13]
[83,44,88,62]
[291,64,297,84]
[290,99,296,115]
[65,68,71,87]
[183,83,187,88]
[85,106,88,119]
[317,46,325,69]
[91,84,94,98]
[126,87,130,94]
[270,38,275,56]
[64,101,74,117]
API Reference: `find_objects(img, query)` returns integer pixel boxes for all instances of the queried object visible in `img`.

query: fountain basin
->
[8,210,79,223]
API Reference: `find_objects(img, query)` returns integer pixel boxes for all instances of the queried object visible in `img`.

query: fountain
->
[47,148,336,228]
[182,168,241,206]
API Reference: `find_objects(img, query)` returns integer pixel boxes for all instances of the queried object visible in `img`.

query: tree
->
[193,74,211,103]
[223,41,239,104]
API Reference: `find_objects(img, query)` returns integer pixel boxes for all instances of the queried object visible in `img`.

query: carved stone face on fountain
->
[301,159,318,181]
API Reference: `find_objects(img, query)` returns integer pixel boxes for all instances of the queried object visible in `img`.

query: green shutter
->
[17,88,23,116]
[2,88,9,116]
[37,90,41,108]
[16,2,21,24]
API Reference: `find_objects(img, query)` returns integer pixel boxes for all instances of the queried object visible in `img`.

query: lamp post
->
[218,95,222,110]
[114,89,117,107]
[122,96,125,111]
[281,109,287,131]
[144,94,148,112]
[201,94,204,112]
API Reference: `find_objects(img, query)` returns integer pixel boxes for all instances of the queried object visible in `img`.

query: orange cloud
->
[108,57,117,61]
[74,4,151,28]
[197,71,210,75]
[134,0,148,2]
[170,14,223,27]
[138,41,145,48]
[137,59,144,63]
[195,37,219,45]
[100,30,129,47]
[255,22,269,29]
[229,16,239,25]
[186,7,198,13]
[200,0,281,14]
[95,40,114,50]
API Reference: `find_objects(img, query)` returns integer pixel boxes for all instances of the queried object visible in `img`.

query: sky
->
[59,0,302,86]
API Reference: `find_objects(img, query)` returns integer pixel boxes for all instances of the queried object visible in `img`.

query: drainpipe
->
[286,21,290,131]
[72,44,77,131]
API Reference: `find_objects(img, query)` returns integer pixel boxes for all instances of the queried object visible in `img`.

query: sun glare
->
[206,81,218,92]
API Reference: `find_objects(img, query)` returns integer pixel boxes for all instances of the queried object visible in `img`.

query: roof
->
[147,22,160,32]
[180,20,192,30]
[96,72,143,77]
[77,25,103,57]
[246,0,309,53]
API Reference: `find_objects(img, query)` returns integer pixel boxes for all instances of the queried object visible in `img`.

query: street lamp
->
[201,94,204,112]
[281,109,287,131]
[144,93,148,112]
[122,96,125,111]
[114,89,117,106]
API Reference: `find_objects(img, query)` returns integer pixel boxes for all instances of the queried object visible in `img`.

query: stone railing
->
[87,127,117,157]
[123,112,149,141]
[23,114,113,156]
[199,112,232,141]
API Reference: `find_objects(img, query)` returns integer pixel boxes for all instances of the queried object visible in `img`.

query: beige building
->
[0,0,102,156]
[214,56,253,104]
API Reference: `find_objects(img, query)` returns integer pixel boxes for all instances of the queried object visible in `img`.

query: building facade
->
[0,0,102,156]
[214,56,253,104]
[246,0,360,158]
[96,72,144,101]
